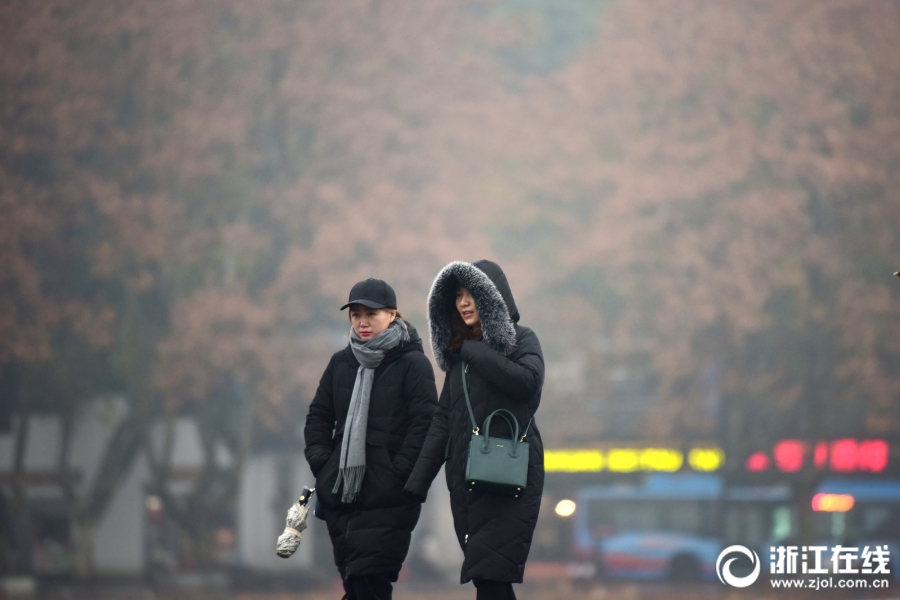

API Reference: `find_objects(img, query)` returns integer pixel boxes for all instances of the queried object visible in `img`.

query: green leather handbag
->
[462,360,532,497]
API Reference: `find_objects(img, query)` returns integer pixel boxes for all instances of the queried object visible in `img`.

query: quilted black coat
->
[304,322,438,578]
[405,260,545,584]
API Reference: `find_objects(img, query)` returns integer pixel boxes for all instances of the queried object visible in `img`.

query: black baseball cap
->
[340,278,397,311]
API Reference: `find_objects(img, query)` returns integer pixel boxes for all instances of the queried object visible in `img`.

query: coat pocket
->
[314,446,343,508]
[357,442,410,508]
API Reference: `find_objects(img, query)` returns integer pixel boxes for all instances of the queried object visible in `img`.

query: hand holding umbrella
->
[276,487,315,558]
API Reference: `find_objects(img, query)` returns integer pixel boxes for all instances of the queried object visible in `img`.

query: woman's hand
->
[459,331,544,400]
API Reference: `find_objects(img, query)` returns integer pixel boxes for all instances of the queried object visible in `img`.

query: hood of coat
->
[427,260,517,372]
[471,259,519,324]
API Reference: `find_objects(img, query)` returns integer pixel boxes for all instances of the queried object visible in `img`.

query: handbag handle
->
[482,409,522,457]
[483,409,517,439]
[461,359,533,442]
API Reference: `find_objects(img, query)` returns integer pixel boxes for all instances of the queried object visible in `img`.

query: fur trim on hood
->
[427,261,517,372]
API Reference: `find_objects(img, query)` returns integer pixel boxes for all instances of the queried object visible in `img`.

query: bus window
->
[588,499,716,536]
[724,505,790,548]
[744,508,764,548]
[725,506,765,548]
[772,505,792,542]
[611,501,661,532]
[834,512,848,539]
[668,501,702,534]
[860,504,900,541]
[863,506,889,536]
[725,508,741,544]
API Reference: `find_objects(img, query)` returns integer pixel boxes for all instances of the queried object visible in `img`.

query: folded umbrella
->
[276,487,315,558]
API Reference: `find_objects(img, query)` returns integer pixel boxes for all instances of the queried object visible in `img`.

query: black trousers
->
[473,578,517,600]
[342,573,395,600]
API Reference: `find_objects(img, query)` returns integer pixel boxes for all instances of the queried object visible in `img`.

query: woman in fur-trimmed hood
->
[405,260,544,600]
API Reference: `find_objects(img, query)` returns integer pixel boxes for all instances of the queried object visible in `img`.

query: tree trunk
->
[71,517,96,578]
[10,376,33,574]
[73,408,144,578]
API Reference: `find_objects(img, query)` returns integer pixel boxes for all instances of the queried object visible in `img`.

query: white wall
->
[91,456,147,574]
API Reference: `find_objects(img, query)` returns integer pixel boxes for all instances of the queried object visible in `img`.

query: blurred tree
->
[462,0,900,447]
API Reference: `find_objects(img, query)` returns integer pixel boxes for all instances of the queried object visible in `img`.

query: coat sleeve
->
[404,373,450,500]
[304,353,338,478]
[392,353,439,478]
[459,327,544,401]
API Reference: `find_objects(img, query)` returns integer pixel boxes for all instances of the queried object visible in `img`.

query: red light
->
[858,440,888,472]
[774,440,806,472]
[745,452,770,472]
[830,439,857,472]
[750,439,890,474]
[814,441,828,469]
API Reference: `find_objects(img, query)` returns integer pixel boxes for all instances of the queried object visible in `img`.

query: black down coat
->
[405,260,544,584]
[304,322,438,578]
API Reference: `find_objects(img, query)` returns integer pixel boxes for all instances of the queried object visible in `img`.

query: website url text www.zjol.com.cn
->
[770,577,890,590]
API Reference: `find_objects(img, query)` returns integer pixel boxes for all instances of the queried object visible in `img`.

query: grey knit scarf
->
[333,318,410,503]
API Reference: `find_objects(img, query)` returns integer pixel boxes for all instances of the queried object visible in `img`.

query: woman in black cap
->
[304,278,438,600]
[405,261,545,600]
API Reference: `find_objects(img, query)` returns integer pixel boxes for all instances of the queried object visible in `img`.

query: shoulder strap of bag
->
[462,359,535,439]
[520,415,534,442]
[461,360,479,434]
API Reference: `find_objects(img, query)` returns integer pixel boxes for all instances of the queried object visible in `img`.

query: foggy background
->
[2,0,900,598]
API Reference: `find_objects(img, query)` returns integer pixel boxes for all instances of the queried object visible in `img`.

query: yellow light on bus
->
[544,449,605,472]
[689,448,725,472]
[555,499,577,517]
[607,449,640,472]
[639,448,683,472]
[543,447,724,473]
[812,493,855,512]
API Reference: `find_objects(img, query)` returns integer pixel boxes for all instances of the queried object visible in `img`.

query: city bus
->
[572,473,793,581]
